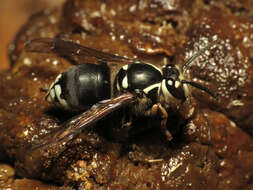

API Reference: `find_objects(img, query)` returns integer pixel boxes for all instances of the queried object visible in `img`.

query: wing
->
[24,38,136,63]
[29,93,136,151]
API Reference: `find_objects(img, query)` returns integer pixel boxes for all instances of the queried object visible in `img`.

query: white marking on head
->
[122,76,128,89]
[182,83,190,98]
[162,80,170,96]
[122,65,128,70]
[143,83,160,95]
[54,84,68,108]
[167,80,173,86]
[175,81,180,88]
[161,80,173,102]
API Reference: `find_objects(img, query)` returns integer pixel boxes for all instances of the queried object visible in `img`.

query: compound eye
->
[163,66,180,81]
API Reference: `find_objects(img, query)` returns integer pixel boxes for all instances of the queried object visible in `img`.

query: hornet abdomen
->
[46,63,111,110]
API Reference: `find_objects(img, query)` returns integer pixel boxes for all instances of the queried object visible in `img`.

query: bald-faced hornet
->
[24,38,217,149]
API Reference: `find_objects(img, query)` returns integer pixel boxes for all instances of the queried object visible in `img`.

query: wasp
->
[24,38,217,150]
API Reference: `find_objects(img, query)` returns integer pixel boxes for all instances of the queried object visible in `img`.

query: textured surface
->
[0,0,64,70]
[0,0,253,189]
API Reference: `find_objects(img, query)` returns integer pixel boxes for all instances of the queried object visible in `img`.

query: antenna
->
[181,80,218,100]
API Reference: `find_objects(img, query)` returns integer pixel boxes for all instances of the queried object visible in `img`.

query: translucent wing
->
[25,38,136,63]
[29,93,136,151]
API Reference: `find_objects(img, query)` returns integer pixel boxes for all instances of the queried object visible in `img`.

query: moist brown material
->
[1,0,253,189]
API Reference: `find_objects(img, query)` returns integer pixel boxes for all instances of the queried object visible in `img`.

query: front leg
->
[145,103,172,141]
[128,90,172,140]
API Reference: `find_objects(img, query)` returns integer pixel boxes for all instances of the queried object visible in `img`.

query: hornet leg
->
[148,103,172,141]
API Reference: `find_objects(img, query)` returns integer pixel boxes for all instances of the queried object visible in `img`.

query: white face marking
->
[122,65,128,70]
[167,80,173,86]
[143,83,160,95]
[161,80,173,101]
[122,76,128,89]
[54,84,68,108]
[182,83,190,98]
[175,81,180,88]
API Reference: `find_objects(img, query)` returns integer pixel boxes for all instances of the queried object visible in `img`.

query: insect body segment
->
[114,63,190,117]
[46,63,111,110]
[161,65,189,101]
[114,63,163,102]
[24,38,217,146]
